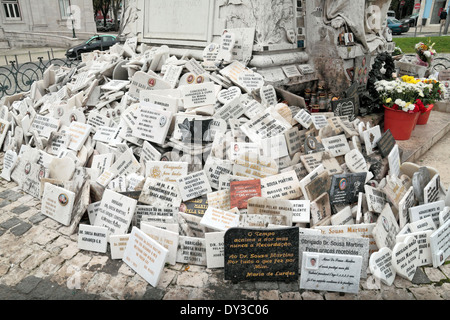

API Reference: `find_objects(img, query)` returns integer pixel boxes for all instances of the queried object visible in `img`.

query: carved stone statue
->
[323,0,392,53]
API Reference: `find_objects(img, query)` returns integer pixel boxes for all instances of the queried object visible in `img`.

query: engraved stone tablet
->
[78,224,108,253]
[224,227,299,282]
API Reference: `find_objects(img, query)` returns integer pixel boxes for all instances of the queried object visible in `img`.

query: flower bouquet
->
[415,39,436,67]
[375,76,445,139]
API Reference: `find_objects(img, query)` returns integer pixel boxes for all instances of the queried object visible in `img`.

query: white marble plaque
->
[311,115,328,130]
[110,234,130,260]
[145,161,188,183]
[181,82,216,109]
[132,105,172,145]
[96,148,140,187]
[30,115,60,139]
[200,207,239,231]
[139,178,182,208]
[345,149,367,173]
[240,109,291,143]
[41,183,75,226]
[424,174,441,204]
[300,252,362,294]
[372,204,400,250]
[177,170,212,201]
[140,92,178,114]
[290,200,310,224]
[94,189,137,239]
[397,230,433,267]
[363,125,382,156]
[0,150,18,181]
[388,145,401,178]
[176,236,207,266]
[129,71,171,100]
[260,170,301,200]
[78,224,108,253]
[409,200,445,227]
[430,219,450,267]
[205,231,225,269]
[392,235,419,281]
[399,186,415,228]
[204,157,233,190]
[67,121,92,151]
[365,185,387,214]
[123,226,168,287]
[321,135,351,157]
[294,109,312,129]
[207,189,230,211]
[331,206,355,225]
[140,223,179,266]
[260,135,289,160]
[369,247,396,286]
[260,85,277,107]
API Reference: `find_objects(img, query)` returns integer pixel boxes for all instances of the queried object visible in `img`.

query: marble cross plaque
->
[224,227,299,282]
[300,252,362,294]
[123,226,168,287]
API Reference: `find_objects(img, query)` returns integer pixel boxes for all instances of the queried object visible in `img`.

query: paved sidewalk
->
[0,152,449,301]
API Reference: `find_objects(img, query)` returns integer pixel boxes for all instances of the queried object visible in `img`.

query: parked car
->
[387,18,408,35]
[387,10,396,18]
[401,13,419,27]
[66,35,118,59]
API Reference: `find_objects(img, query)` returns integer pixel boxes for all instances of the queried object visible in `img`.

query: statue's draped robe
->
[324,0,392,52]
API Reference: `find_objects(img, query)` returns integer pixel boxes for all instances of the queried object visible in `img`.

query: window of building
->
[2,0,21,20]
[59,0,70,19]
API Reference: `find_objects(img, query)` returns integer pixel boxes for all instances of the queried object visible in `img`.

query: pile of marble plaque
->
[0,33,449,292]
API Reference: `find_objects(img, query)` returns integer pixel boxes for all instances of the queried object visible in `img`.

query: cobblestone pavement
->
[0,154,449,302]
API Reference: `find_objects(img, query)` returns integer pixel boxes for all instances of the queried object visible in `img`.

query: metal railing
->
[0,56,80,99]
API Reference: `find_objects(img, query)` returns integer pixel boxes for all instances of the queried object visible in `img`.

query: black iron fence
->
[0,56,80,99]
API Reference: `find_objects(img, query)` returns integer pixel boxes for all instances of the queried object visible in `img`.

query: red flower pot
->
[417,104,434,125]
[383,106,420,141]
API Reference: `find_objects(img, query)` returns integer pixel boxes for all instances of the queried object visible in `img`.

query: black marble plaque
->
[329,172,367,205]
[376,129,396,158]
[224,227,299,282]
[331,96,357,121]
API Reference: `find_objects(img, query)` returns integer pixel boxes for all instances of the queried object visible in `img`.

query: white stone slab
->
[311,115,328,130]
[96,148,140,187]
[132,105,172,145]
[388,144,401,178]
[0,150,18,181]
[440,207,450,226]
[205,231,225,269]
[369,247,396,286]
[67,121,92,151]
[424,174,441,204]
[293,109,312,129]
[365,185,387,214]
[203,157,233,190]
[260,135,289,160]
[300,252,362,294]
[409,200,445,228]
[140,223,179,266]
[392,235,419,281]
[430,219,450,267]
[397,230,433,267]
[145,161,188,183]
[331,206,354,225]
[30,115,60,139]
[321,135,351,157]
[399,186,415,228]
[94,189,137,240]
[200,207,239,231]
[41,183,75,226]
[140,92,178,114]
[345,149,367,173]
[372,204,400,250]
[363,125,382,156]
[260,170,301,200]
[122,226,168,287]
[180,82,216,109]
[290,200,310,224]
[138,178,182,209]
[240,109,292,143]
[207,189,230,211]
[77,224,108,253]
[177,170,212,202]
[129,71,171,100]
[176,236,207,266]
[109,234,130,260]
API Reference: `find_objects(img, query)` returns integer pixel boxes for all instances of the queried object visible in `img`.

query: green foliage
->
[394,36,450,54]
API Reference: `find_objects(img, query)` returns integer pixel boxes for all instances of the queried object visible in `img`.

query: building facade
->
[0,0,96,48]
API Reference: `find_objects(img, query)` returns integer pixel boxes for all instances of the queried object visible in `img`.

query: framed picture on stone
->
[331,96,358,121]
